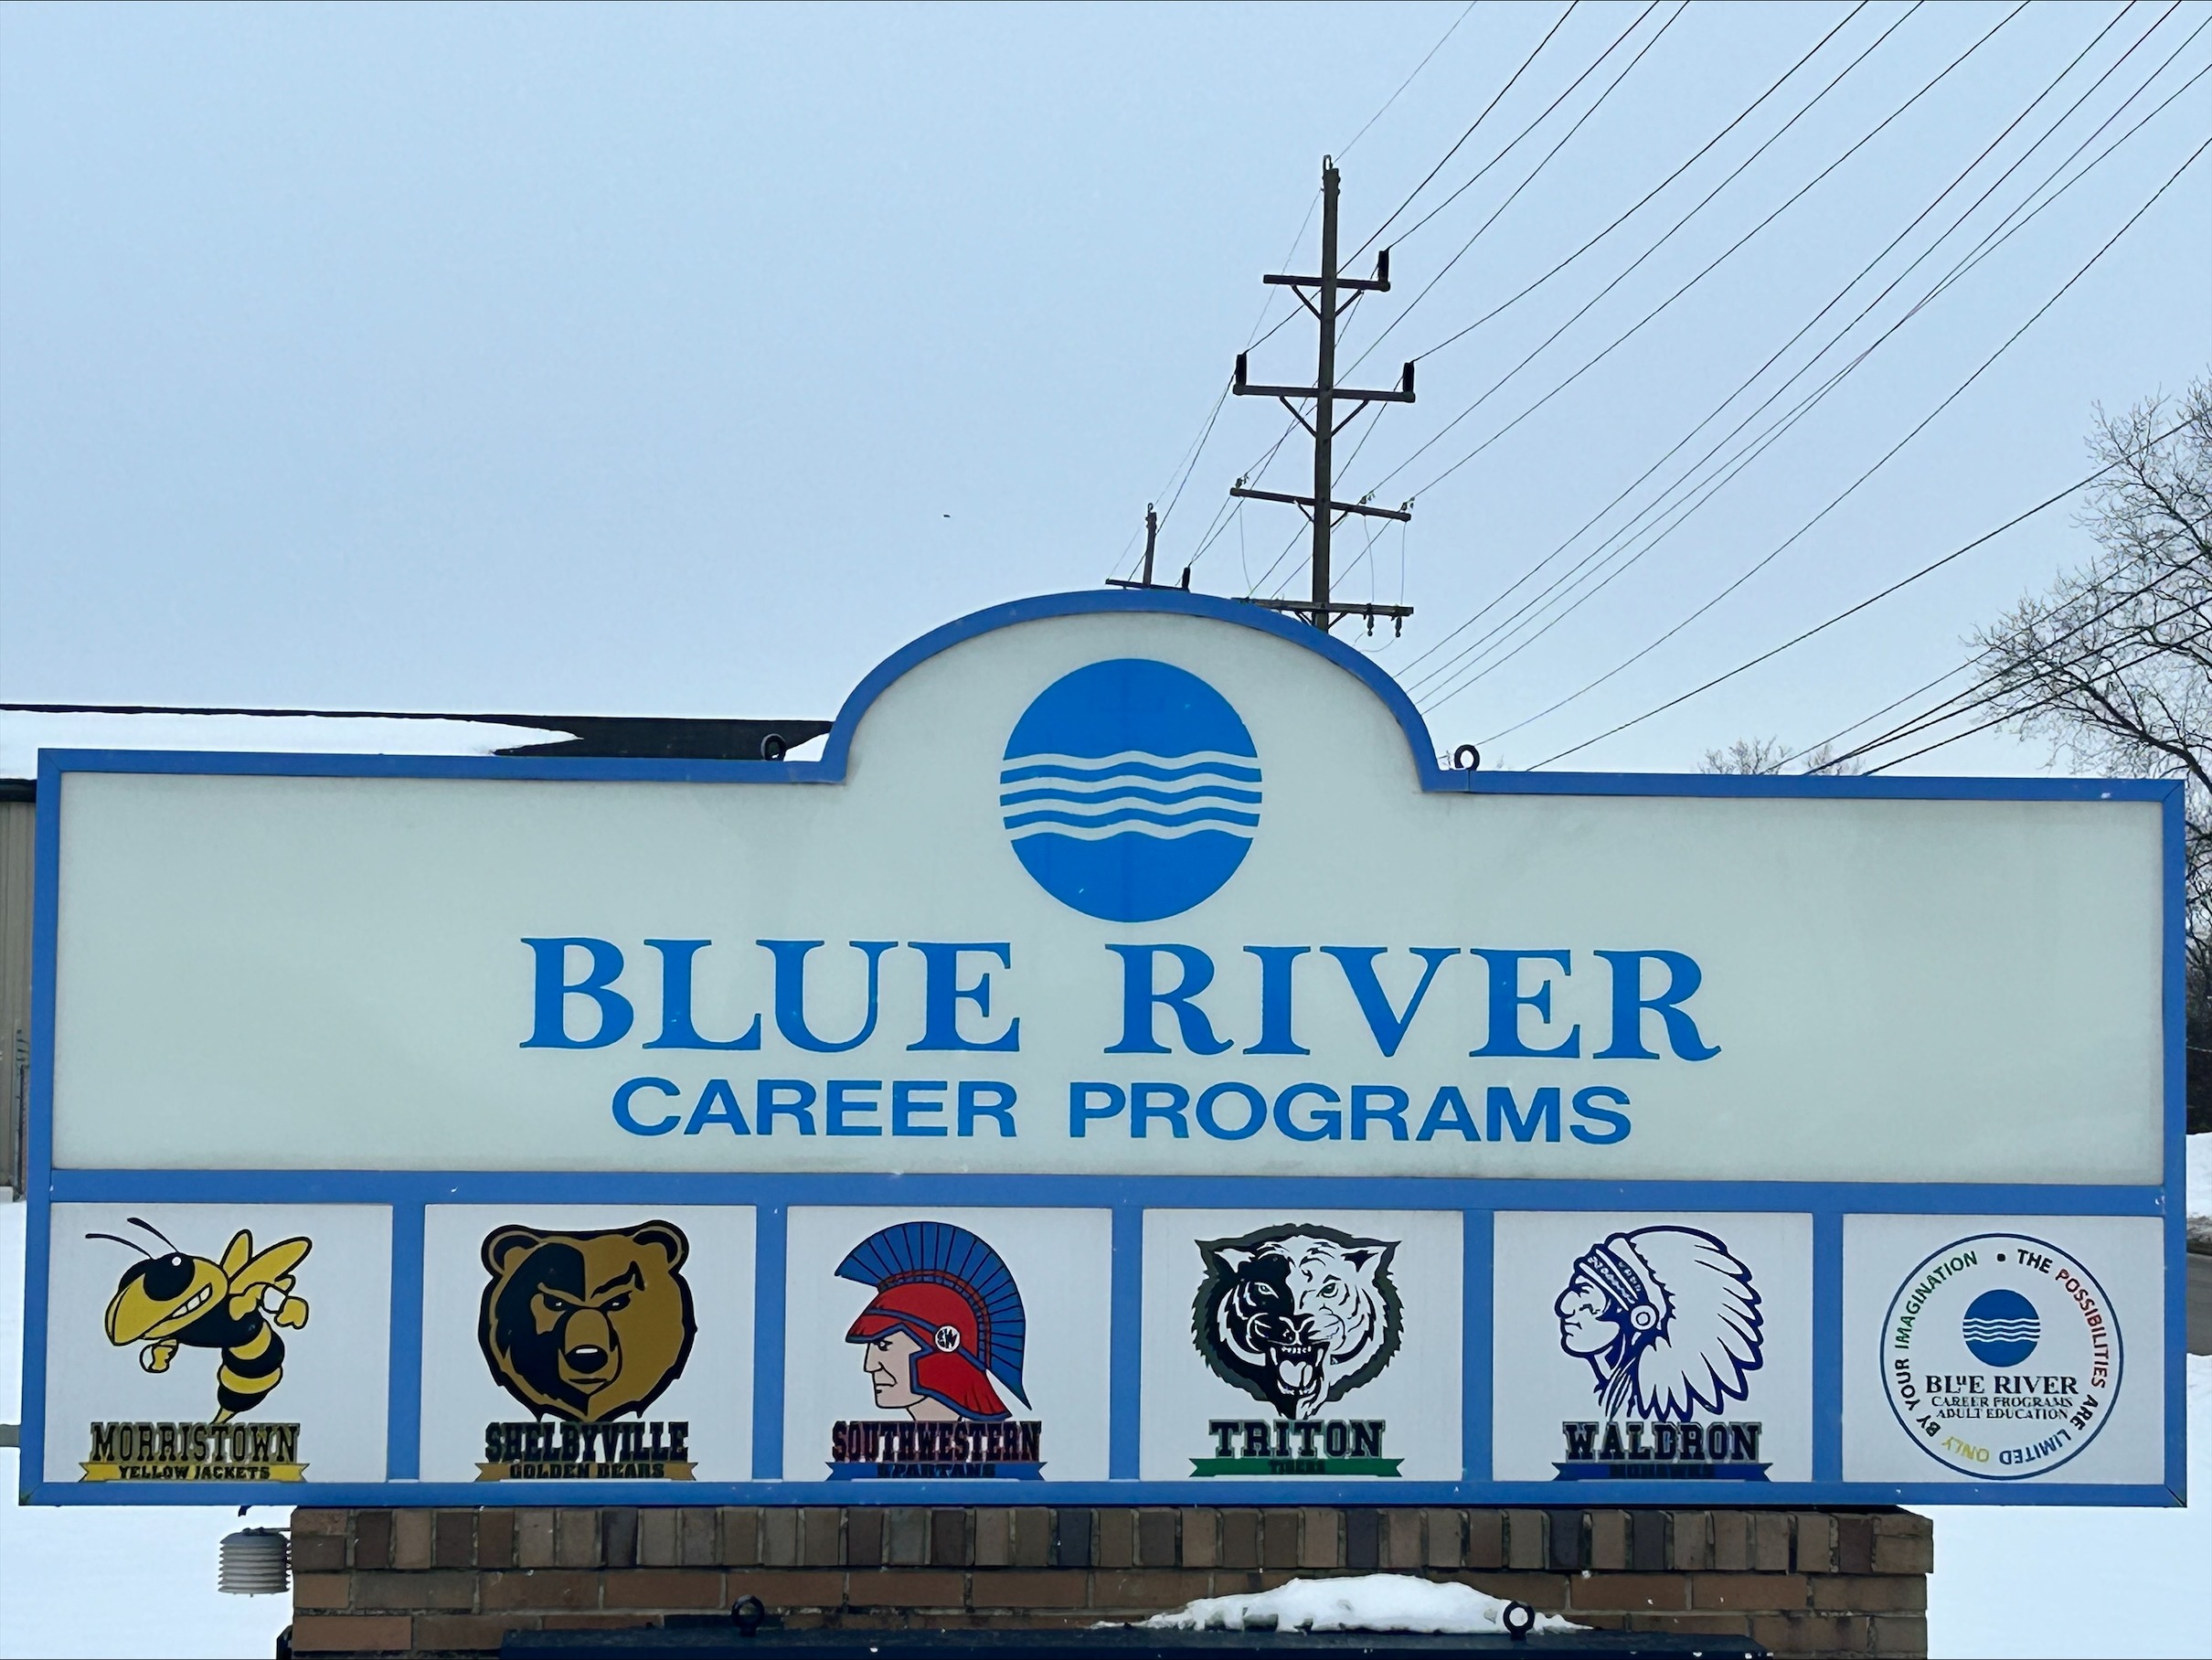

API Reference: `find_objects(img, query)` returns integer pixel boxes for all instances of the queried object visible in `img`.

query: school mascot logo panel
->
[1188,1222,1406,1477]
[80,1216,313,1482]
[474,1219,700,1480]
[1194,1223,1400,1417]
[1550,1225,1770,1481]
[830,1220,1043,1478]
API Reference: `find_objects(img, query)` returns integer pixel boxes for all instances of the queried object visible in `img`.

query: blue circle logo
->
[1961,1288,2040,1367]
[1000,658,1260,922]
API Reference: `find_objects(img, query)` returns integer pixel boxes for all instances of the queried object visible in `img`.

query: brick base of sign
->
[286,1506,1931,1659]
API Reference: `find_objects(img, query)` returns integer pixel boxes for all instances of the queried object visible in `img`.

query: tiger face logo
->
[1193,1224,1401,1419]
[478,1221,696,1423]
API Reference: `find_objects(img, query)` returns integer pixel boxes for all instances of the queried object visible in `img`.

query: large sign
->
[19,591,2185,1504]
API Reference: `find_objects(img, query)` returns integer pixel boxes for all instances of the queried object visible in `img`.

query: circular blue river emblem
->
[1881,1232,2120,1479]
[1000,658,1260,923]
[1961,1288,2041,1368]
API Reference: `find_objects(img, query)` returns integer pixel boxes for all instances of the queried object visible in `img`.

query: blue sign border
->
[17,587,2188,1507]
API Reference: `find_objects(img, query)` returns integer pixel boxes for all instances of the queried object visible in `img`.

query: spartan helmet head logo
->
[839,1221,1029,1422]
[1554,1226,1762,1421]
[1193,1224,1402,1420]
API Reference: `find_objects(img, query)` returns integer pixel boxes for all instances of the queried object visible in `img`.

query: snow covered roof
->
[0,706,831,789]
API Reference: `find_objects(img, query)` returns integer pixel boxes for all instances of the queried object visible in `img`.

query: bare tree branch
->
[1970,377,2211,1025]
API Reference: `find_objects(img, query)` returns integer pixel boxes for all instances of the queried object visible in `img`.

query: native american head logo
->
[1554,1225,1762,1422]
[839,1221,1028,1421]
[1193,1223,1401,1420]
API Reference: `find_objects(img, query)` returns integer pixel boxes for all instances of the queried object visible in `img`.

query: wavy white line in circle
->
[1000,743,1261,847]
[1000,775,1262,803]
[1005,795,1259,821]
[1005,810,1262,834]
[1002,787,1260,813]
[1000,749,1260,774]
[1006,817,1257,843]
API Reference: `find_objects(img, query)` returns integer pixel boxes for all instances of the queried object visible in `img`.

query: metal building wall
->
[0,793,33,1195]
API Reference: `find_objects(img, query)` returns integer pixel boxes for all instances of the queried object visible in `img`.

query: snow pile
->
[1921,1351,2212,1658]
[1134,1574,1580,1634]
[2188,1133,2210,1253]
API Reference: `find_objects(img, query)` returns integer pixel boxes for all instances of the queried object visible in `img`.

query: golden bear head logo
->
[478,1220,696,1423]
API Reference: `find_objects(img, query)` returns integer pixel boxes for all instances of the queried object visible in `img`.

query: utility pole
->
[1106,503,1182,592]
[1231,157,1415,632]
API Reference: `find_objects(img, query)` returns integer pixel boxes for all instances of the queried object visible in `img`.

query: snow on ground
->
[1,1201,289,1660]
[1136,1573,1579,1633]
[1921,1353,2212,1659]
[2188,1132,2211,1251]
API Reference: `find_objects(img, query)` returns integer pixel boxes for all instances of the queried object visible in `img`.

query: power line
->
[1351,0,1584,261]
[1347,0,1687,361]
[1125,199,1322,581]
[1338,1,1481,162]
[1809,586,2210,771]
[1789,574,2178,771]
[1863,625,2212,774]
[1226,161,1420,631]
[1121,6,1430,584]
[1369,1,1886,376]
[1243,514,1313,601]
[1207,5,1645,582]
[1475,134,2209,743]
[1520,408,2201,769]
[1679,597,2205,774]
[1389,19,2035,696]
[1377,0,2059,505]
[1154,4,1502,580]
[1785,661,1974,768]
[1425,40,2209,718]
[1397,0,2182,698]
[1350,1,1882,378]
[1417,16,2209,716]
[1373,3,1668,258]
[1526,486,2097,765]
[1255,0,1724,610]
[1393,0,2038,693]
[1221,4,1651,579]
[1130,192,1371,580]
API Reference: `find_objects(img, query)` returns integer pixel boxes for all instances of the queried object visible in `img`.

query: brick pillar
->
[288,1505,1930,1658]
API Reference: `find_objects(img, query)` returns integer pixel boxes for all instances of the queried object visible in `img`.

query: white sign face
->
[1139,1208,1462,1483]
[46,610,2164,1184]
[21,591,2181,1507]
[43,1204,390,1486]
[1490,1211,1812,1484]
[1843,1214,2164,1485]
[782,1206,1113,1484]
[417,1205,755,1484]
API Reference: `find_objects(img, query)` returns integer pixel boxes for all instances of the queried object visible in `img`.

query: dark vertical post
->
[1312,158,1340,631]
[1142,504,1158,588]
[1221,161,1413,631]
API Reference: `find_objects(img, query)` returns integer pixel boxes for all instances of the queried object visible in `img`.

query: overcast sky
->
[2,1,2206,772]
